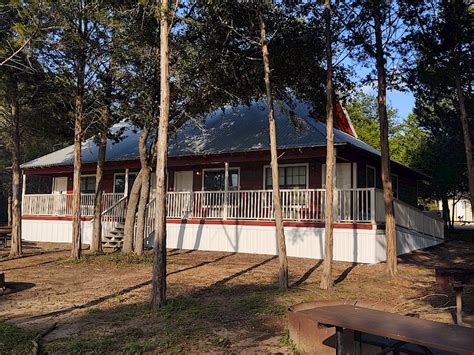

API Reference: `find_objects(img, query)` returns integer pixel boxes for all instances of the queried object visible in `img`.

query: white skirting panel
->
[22,219,93,245]
[374,226,443,262]
[22,219,444,264]
[145,223,381,263]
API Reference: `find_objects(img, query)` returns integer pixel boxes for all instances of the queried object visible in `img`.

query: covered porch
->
[22,186,444,239]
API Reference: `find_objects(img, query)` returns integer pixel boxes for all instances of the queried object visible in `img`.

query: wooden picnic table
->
[301,304,474,355]
[0,226,11,248]
[436,267,474,326]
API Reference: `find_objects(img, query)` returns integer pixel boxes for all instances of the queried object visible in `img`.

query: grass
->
[279,329,299,354]
[0,322,39,354]
[7,240,468,353]
[42,289,291,354]
[236,292,287,316]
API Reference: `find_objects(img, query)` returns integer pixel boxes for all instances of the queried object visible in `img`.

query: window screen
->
[114,173,138,194]
[391,174,399,199]
[203,169,239,191]
[265,165,307,189]
[366,166,376,188]
[80,176,96,194]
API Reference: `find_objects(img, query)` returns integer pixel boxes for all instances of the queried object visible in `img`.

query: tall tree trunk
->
[441,195,451,230]
[320,0,335,291]
[7,74,22,257]
[374,6,397,276]
[71,9,87,261]
[451,198,457,226]
[151,0,171,309]
[258,9,288,290]
[123,169,143,253]
[135,126,150,256]
[91,110,108,253]
[454,72,474,215]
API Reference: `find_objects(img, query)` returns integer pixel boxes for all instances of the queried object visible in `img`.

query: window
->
[265,165,307,189]
[366,166,376,188]
[391,174,399,199]
[114,173,138,194]
[25,176,53,194]
[80,176,96,194]
[203,169,239,191]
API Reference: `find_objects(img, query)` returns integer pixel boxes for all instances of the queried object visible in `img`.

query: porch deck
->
[22,188,444,239]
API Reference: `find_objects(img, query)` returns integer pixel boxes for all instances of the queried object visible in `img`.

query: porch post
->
[223,162,229,220]
[370,187,376,224]
[22,173,26,198]
[124,168,129,198]
[333,148,338,222]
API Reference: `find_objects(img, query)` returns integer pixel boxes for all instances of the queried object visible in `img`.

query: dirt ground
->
[0,239,473,354]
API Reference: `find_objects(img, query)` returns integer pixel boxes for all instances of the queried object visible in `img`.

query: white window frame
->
[366,165,376,188]
[201,167,241,191]
[113,172,138,193]
[322,162,355,189]
[262,163,309,190]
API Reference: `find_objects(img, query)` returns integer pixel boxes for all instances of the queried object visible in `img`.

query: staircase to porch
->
[102,222,124,248]
[100,196,128,249]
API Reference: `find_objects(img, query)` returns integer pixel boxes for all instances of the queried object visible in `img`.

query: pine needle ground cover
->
[0,239,473,353]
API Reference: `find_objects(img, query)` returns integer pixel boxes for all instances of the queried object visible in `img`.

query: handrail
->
[101,195,128,216]
[146,197,156,208]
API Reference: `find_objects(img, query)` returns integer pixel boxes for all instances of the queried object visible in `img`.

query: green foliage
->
[345,92,423,166]
[236,292,287,316]
[279,329,299,355]
[0,321,38,354]
[172,1,344,118]
[401,0,472,206]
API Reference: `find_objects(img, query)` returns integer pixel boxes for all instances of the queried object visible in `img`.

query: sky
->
[355,65,416,122]
[387,90,415,121]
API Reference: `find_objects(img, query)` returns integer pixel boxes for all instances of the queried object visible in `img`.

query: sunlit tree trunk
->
[91,103,110,253]
[151,0,171,308]
[135,126,150,256]
[454,72,474,216]
[123,169,143,253]
[7,74,22,257]
[258,9,288,290]
[374,5,397,276]
[320,0,335,291]
[71,3,88,260]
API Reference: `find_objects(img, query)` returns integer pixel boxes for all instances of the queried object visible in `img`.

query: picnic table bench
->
[0,226,12,248]
[300,304,474,355]
[436,267,474,326]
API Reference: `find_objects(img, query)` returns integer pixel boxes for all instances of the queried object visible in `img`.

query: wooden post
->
[22,174,26,198]
[354,330,362,355]
[370,188,376,224]
[124,169,129,197]
[455,287,463,325]
[7,196,12,227]
[223,162,229,220]
[336,326,344,355]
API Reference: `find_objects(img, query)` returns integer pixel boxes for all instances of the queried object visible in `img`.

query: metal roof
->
[21,100,384,169]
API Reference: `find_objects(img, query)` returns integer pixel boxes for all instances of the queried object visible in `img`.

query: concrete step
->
[103,237,123,243]
[103,242,123,248]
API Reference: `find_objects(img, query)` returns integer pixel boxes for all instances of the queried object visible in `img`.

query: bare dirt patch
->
[0,239,473,353]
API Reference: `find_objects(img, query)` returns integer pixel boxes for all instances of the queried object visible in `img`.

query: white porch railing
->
[23,193,125,217]
[375,190,444,238]
[101,195,128,237]
[22,188,444,239]
[165,188,375,223]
